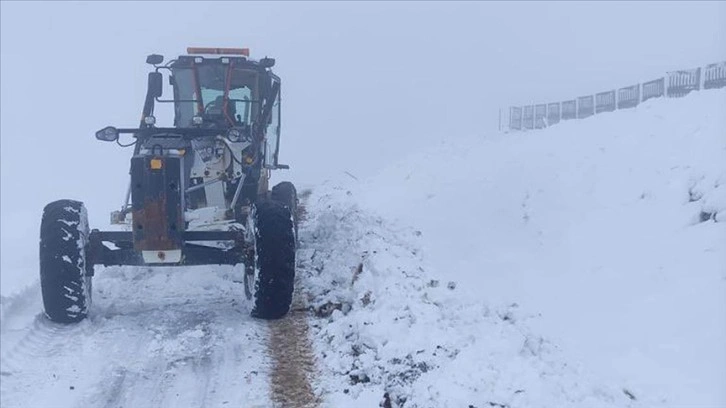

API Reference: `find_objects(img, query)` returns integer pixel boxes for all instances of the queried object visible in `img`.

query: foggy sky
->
[1,1,724,289]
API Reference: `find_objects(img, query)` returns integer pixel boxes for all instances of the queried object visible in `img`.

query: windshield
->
[172,64,260,128]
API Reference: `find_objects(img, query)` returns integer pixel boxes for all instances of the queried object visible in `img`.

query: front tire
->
[271,181,298,244]
[251,200,295,319]
[39,200,92,323]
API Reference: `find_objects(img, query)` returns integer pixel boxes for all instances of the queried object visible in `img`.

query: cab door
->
[264,77,281,168]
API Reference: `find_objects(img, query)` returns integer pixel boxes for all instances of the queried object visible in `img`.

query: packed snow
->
[1,265,273,408]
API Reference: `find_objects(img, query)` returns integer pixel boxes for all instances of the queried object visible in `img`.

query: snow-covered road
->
[0,264,301,408]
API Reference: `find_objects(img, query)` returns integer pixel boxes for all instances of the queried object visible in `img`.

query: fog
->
[1,1,724,290]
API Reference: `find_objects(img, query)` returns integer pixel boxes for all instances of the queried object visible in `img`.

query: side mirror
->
[260,57,275,68]
[96,126,119,142]
[146,54,164,65]
[148,72,163,98]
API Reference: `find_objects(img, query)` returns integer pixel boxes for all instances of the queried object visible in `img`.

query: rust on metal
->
[131,155,184,252]
[133,194,180,251]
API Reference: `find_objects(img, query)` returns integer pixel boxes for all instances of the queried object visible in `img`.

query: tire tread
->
[39,199,90,323]
[252,200,295,319]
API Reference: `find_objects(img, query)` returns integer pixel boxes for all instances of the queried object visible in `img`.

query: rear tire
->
[251,200,295,319]
[271,181,298,244]
[39,200,92,323]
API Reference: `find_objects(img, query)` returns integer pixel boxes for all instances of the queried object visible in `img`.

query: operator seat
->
[206,95,237,123]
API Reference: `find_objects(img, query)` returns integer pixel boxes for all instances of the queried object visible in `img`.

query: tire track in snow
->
[0,282,42,332]
[0,311,82,393]
[0,283,90,382]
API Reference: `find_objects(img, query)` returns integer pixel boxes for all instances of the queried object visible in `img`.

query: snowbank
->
[300,182,639,407]
[357,89,726,406]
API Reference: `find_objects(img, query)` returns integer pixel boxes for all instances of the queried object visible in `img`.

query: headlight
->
[192,115,203,125]
[143,115,156,125]
[95,126,119,142]
[227,127,243,142]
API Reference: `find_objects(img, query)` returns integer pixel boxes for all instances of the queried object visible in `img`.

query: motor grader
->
[39,47,297,322]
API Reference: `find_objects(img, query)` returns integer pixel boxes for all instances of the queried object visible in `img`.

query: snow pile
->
[357,89,726,406]
[300,182,638,408]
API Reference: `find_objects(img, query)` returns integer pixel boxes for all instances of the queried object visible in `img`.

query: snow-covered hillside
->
[356,88,726,407]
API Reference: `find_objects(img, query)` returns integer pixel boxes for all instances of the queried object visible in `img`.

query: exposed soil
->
[267,194,320,407]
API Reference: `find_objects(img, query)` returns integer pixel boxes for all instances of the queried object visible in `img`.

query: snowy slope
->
[359,89,726,407]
